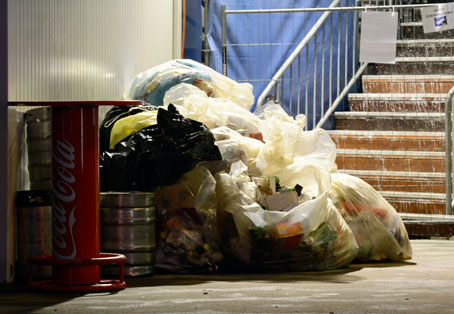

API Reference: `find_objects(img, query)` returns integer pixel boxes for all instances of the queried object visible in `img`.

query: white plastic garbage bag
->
[154,164,223,273]
[211,126,264,176]
[126,59,254,109]
[330,173,412,261]
[216,161,358,271]
[256,104,337,183]
[164,83,261,134]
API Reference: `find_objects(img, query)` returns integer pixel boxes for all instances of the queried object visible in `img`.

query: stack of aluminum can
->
[100,192,156,276]
[25,107,51,190]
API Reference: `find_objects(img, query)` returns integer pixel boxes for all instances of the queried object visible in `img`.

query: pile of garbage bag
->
[99,59,412,273]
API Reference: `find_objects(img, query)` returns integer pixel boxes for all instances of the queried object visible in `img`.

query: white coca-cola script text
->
[52,139,77,259]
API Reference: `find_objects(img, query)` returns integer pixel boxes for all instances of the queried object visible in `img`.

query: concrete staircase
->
[329,7,454,236]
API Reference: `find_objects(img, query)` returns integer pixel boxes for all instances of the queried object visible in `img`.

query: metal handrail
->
[253,3,433,111]
[254,0,341,108]
[222,2,433,123]
[315,62,368,128]
[445,86,454,215]
[224,3,433,15]
[222,1,452,214]
[245,3,433,126]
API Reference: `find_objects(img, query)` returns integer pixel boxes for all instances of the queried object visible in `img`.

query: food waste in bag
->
[330,173,412,262]
[100,104,222,192]
[215,161,358,272]
[154,164,223,273]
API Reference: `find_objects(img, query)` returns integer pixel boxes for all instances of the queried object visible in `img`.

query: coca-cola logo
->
[52,139,77,259]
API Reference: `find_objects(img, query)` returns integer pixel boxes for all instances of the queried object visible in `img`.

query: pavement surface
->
[1,239,454,314]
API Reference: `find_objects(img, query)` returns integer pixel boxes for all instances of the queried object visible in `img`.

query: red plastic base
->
[29,279,126,292]
[28,253,127,292]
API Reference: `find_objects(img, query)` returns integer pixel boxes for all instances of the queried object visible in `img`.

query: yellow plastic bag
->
[109,110,158,149]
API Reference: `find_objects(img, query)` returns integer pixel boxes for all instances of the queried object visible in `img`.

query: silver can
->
[100,192,156,277]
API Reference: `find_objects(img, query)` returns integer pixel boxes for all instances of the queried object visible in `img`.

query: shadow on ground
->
[0,260,416,313]
[0,280,123,314]
[125,260,416,288]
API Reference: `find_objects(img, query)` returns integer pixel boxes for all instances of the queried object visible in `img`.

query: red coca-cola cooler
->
[12,101,142,292]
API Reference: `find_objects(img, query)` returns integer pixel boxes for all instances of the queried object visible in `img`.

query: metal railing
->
[221,1,433,130]
[445,86,454,215]
[221,1,454,216]
[222,0,358,129]
[225,0,434,128]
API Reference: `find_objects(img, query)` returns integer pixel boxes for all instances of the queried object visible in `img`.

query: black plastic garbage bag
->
[100,104,222,191]
[99,104,157,153]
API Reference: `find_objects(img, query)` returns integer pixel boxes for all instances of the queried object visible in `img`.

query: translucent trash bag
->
[256,104,337,179]
[211,126,264,177]
[330,173,412,261]
[215,161,358,271]
[163,83,261,135]
[126,59,254,109]
[154,164,223,273]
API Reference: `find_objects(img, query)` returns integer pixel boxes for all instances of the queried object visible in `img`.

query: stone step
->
[356,0,388,4]
[362,75,454,93]
[375,57,454,75]
[383,191,446,215]
[348,93,446,112]
[335,149,445,172]
[329,130,445,151]
[396,39,454,57]
[401,213,454,237]
[401,213,454,223]
[334,112,445,131]
[401,22,454,40]
[337,169,446,194]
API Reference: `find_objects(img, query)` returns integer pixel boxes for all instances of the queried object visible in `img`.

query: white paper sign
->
[359,11,398,64]
[421,4,454,34]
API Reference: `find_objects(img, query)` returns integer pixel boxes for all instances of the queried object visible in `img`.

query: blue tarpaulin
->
[183,0,203,62]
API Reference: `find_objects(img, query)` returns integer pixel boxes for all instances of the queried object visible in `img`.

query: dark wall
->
[0,0,9,283]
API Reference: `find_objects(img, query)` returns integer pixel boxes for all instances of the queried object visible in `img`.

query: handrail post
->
[315,62,368,129]
[445,86,454,215]
[221,5,227,76]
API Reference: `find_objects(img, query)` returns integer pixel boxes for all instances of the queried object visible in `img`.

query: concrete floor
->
[1,239,454,314]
